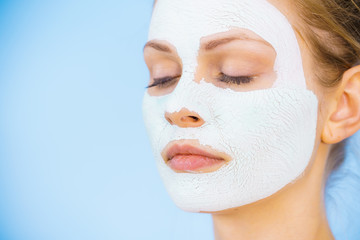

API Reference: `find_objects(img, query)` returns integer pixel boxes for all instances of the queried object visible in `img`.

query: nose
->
[165,108,205,128]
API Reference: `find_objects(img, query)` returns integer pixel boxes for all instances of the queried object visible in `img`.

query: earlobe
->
[322,67,360,144]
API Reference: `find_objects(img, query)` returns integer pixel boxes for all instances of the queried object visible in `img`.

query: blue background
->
[1,1,360,240]
[0,1,212,239]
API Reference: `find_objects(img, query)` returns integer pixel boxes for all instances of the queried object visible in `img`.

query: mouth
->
[161,140,231,173]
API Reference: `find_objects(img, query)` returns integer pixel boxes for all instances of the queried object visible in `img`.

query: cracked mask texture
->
[143,0,319,212]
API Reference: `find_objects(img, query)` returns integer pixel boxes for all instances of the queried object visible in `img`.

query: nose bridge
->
[163,73,195,113]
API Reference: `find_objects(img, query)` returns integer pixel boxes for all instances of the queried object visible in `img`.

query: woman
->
[142,0,360,239]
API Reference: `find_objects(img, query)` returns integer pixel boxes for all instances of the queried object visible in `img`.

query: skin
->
[144,0,360,239]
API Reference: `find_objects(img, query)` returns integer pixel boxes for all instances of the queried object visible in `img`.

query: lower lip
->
[168,155,225,173]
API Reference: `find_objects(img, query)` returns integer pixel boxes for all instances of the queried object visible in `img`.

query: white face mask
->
[143,0,318,212]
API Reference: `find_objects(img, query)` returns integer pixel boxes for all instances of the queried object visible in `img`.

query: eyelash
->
[217,73,254,85]
[146,76,179,89]
[146,73,254,88]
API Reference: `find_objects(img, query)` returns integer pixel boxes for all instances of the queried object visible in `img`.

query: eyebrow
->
[203,36,272,51]
[143,35,271,53]
[143,41,172,53]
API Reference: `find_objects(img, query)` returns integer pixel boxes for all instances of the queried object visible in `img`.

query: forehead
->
[149,0,288,47]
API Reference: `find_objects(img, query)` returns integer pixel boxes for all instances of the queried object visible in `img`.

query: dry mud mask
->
[143,0,319,212]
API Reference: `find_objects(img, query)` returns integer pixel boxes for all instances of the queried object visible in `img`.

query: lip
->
[161,140,231,173]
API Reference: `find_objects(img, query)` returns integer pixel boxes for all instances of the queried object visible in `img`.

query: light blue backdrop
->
[0,1,213,239]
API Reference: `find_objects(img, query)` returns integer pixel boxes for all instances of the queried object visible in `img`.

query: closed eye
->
[217,73,254,85]
[146,76,181,89]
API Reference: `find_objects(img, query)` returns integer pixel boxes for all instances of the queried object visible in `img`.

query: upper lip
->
[161,140,231,163]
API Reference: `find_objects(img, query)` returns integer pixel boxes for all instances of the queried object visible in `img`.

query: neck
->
[212,143,334,240]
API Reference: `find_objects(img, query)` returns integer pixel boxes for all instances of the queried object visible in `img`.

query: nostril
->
[182,116,199,122]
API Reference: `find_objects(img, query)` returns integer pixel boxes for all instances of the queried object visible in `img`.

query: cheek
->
[209,88,319,161]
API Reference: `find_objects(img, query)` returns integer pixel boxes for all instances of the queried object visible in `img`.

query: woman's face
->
[143,0,323,212]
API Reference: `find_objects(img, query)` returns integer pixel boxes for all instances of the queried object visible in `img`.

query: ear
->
[322,65,360,144]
